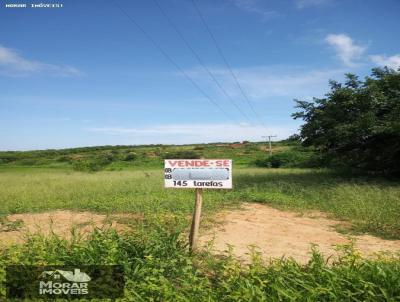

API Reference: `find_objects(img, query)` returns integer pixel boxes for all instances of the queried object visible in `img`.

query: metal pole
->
[262,135,277,155]
[189,188,203,252]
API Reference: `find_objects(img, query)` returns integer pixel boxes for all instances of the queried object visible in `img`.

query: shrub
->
[0,155,17,163]
[56,155,70,162]
[71,153,118,172]
[98,152,115,164]
[280,134,302,145]
[162,150,201,159]
[19,159,38,166]
[124,152,137,161]
[244,144,259,151]
[71,159,104,172]
[254,150,321,168]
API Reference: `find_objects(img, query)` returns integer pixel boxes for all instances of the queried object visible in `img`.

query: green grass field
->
[1,143,400,301]
[1,166,399,239]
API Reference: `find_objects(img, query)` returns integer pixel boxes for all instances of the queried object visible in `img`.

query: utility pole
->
[262,135,277,155]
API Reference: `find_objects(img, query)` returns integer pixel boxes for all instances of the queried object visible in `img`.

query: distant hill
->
[0,141,296,171]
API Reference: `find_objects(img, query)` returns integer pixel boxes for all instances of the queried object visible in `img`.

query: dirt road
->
[199,203,400,263]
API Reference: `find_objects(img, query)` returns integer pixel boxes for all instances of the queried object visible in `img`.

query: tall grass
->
[1,165,400,300]
[235,169,400,239]
[1,167,399,239]
[0,169,240,215]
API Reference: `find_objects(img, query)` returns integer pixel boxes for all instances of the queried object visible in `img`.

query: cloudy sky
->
[0,0,399,150]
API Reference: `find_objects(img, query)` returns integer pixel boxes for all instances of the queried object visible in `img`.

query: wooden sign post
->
[189,188,203,251]
[164,159,232,252]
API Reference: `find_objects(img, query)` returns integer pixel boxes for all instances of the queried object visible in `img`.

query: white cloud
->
[325,34,366,66]
[231,0,279,20]
[87,123,297,143]
[184,65,345,100]
[370,54,400,70]
[295,0,332,9]
[0,45,83,77]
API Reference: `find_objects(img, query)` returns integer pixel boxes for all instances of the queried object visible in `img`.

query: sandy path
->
[199,203,400,263]
[2,206,399,264]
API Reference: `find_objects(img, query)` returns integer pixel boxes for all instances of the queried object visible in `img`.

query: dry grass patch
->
[0,210,139,246]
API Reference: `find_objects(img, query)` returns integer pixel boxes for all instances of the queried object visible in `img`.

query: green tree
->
[292,67,400,176]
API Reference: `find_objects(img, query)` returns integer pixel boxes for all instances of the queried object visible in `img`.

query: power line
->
[112,0,238,123]
[190,0,266,127]
[152,0,252,124]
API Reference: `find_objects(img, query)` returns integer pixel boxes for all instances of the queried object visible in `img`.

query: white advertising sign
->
[164,159,232,189]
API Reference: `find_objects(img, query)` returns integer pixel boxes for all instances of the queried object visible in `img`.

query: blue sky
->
[0,0,399,150]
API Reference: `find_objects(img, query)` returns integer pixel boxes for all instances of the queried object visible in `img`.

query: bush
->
[162,150,201,159]
[56,155,70,162]
[244,143,259,151]
[71,153,118,172]
[254,150,322,168]
[280,134,302,145]
[71,159,105,172]
[19,159,38,166]
[123,152,137,161]
[98,152,115,164]
[0,155,17,163]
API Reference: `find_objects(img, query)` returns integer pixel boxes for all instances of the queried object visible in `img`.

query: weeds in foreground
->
[1,222,399,301]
